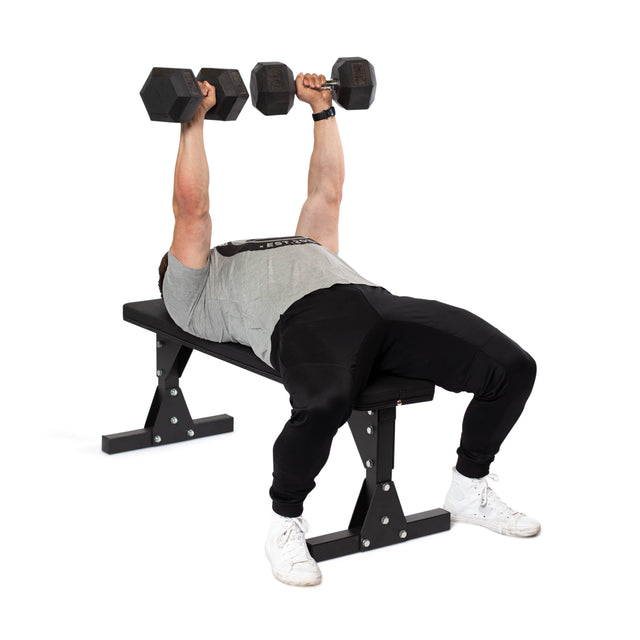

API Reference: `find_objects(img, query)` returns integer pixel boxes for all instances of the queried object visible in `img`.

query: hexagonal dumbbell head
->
[250,62,296,116]
[196,68,249,121]
[140,68,203,123]
[331,58,377,110]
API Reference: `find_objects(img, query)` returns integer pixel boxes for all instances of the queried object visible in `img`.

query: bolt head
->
[381,516,390,525]
[365,459,374,468]
[170,417,178,425]
[156,369,163,377]
[156,341,164,348]
[399,529,408,539]
[366,426,374,435]
[367,410,373,415]
[170,388,178,397]
[153,435,162,444]
[382,483,391,492]
[361,538,371,548]
[186,429,195,437]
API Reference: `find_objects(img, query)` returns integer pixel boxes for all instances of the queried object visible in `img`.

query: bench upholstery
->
[122,299,436,410]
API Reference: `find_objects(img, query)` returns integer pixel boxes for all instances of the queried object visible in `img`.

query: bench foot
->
[307,507,449,562]
[307,407,451,562]
[102,334,234,454]
[102,414,234,454]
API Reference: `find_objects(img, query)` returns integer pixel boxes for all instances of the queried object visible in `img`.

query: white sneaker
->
[265,514,322,586]
[443,467,541,537]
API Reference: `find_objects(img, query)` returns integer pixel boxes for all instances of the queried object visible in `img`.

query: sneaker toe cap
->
[274,561,322,587]
[513,514,541,536]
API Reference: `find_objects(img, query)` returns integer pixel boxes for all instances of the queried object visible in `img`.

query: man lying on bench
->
[157,71,540,587]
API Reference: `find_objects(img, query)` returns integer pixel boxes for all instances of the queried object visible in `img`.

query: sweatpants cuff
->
[272,501,303,518]
[455,457,491,479]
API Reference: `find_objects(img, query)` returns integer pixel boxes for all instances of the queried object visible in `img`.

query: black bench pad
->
[123,300,435,411]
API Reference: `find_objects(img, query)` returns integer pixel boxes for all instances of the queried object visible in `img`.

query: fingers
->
[301,73,327,89]
[198,80,216,98]
[194,81,217,115]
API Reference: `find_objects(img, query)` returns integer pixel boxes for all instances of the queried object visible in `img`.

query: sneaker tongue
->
[284,530,310,563]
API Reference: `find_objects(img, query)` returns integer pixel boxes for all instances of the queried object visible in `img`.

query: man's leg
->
[264,285,387,586]
[357,285,536,476]
[269,285,386,516]
[352,285,540,536]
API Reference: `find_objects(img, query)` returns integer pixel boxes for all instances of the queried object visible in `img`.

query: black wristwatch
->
[312,106,336,122]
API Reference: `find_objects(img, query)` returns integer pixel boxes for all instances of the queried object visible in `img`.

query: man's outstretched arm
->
[295,73,344,254]
[170,81,216,269]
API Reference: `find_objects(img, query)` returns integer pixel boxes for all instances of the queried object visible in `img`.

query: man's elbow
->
[173,196,210,220]
[324,187,343,207]
[310,183,342,207]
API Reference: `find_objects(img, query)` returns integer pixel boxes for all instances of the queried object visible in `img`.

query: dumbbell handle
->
[315,79,339,91]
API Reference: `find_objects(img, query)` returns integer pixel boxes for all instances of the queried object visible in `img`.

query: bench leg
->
[306,407,450,562]
[102,335,234,454]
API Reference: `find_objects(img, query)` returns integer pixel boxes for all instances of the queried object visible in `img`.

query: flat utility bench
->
[103,299,450,561]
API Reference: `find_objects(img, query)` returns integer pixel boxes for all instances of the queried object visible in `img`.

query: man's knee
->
[473,336,537,398]
[283,365,355,430]
[514,349,536,386]
[295,385,353,432]
[496,344,537,397]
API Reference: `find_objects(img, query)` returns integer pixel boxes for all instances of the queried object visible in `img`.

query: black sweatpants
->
[268,283,536,518]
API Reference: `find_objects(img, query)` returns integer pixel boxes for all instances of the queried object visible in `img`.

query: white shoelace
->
[478,474,523,517]
[277,517,311,564]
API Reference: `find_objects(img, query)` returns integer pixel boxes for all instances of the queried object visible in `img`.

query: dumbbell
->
[140,67,249,122]
[250,57,377,116]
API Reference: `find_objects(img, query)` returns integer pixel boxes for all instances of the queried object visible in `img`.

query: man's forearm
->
[173,114,210,216]
[307,116,345,202]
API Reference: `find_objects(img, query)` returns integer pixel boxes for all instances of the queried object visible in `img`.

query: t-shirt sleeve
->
[162,250,211,330]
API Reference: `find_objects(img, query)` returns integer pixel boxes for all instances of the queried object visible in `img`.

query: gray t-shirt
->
[162,235,378,367]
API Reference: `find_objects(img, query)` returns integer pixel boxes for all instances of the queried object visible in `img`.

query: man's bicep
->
[295,194,340,254]
[170,212,212,269]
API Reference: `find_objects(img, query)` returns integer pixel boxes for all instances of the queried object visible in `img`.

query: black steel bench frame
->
[103,299,450,562]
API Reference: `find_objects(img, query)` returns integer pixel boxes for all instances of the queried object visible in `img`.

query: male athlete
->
[159,72,540,587]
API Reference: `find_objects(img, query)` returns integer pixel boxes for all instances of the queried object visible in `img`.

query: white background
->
[2,1,638,638]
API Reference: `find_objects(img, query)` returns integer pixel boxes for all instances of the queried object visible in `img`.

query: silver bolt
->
[156,341,163,348]
[170,388,178,397]
[366,426,374,435]
[361,538,371,548]
[186,429,195,437]
[367,410,373,415]
[153,435,162,444]
[365,459,374,469]
[399,529,408,539]
[156,369,163,377]
[382,483,391,492]
[170,417,178,425]
[381,516,390,525]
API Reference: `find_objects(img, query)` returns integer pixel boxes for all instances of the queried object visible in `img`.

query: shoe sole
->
[265,548,322,586]
[271,568,322,587]
[449,513,541,537]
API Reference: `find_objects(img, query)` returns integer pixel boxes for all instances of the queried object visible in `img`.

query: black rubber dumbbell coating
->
[196,68,249,121]
[140,68,203,123]
[250,62,296,116]
[331,58,376,110]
